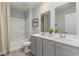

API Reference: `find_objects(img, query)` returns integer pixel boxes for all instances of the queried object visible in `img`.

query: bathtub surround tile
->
[10,18,25,52]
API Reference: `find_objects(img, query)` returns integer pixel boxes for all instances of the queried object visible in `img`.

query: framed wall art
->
[32,18,39,27]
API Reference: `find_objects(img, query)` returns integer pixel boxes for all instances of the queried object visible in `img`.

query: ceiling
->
[10,2,43,12]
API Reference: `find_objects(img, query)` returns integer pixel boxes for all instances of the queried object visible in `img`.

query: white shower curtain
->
[0,2,10,55]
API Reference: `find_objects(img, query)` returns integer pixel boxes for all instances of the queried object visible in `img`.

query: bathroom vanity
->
[30,34,79,56]
[30,2,79,56]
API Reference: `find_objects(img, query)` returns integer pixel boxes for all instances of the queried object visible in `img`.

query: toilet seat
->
[23,41,31,47]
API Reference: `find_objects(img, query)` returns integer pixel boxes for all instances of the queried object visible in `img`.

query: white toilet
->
[23,41,31,53]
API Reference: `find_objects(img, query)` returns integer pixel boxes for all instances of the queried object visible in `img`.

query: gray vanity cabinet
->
[31,36,79,56]
[30,36,36,55]
[36,38,43,56]
[55,43,79,56]
[55,43,61,56]
[43,39,54,56]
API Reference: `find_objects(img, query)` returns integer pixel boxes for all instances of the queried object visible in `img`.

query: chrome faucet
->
[60,34,66,38]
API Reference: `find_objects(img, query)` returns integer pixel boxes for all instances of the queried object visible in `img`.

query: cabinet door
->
[36,38,43,56]
[61,44,79,56]
[61,45,75,56]
[55,43,61,56]
[55,43,79,56]
[43,39,46,56]
[30,36,36,55]
[43,40,54,56]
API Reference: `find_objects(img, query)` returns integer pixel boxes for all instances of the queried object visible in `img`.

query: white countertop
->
[32,33,79,48]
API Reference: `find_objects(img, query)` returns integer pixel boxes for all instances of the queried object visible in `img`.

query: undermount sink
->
[59,37,79,43]
[39,33,79,43]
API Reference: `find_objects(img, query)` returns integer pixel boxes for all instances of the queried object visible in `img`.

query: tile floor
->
[7,49,32,56]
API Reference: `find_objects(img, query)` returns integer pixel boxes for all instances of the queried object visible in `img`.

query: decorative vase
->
[49,33,53,37]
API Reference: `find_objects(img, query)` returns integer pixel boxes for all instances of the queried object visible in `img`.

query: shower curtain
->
[0,2,10,55]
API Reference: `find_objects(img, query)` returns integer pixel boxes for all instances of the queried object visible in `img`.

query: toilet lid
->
[23,42,31,46]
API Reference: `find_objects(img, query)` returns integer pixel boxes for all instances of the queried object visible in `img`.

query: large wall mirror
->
[41,11,50,32]
[55,2,76,34]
